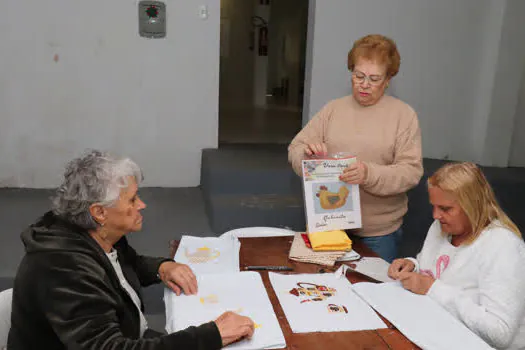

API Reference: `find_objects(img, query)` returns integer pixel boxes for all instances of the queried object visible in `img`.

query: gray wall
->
[1,0,524,189]
[509,65,525,167]
[0,0,220,188]
[303,0,525,165]
[481,0,525,166]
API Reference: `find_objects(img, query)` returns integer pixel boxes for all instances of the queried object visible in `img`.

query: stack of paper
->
[165,272,286,349]
[289,233,353,266]
[352,282,493,350]
[269,272,386,333]
[174,235,241,275]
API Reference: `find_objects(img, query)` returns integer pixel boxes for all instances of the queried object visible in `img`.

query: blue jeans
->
[357,228,403,263]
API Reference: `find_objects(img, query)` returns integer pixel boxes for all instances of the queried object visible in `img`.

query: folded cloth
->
[289,233,346,267]
[308,230,352,252]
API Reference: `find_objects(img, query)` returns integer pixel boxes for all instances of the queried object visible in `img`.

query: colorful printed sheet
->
[269,272,386,333]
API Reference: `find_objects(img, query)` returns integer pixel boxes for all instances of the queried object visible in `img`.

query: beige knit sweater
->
[289,95,423,237]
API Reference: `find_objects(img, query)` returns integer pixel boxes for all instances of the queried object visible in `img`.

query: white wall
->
[2,0,524,189]
[0,0,220,188]
[303,0,525,164]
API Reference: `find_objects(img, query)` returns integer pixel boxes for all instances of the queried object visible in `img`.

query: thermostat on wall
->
[138,1,166,38]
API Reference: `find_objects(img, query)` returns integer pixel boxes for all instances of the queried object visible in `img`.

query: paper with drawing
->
[165,272,286,350]
[174,235,241,274]
[302,157,362,232]
[269,272,386,333]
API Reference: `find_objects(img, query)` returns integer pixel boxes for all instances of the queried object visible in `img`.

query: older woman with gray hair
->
[8,150,254,350]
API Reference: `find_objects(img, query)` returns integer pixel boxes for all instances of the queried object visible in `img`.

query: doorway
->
[218,0,309,145]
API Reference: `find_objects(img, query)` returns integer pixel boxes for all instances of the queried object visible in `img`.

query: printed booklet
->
[301,156,362,232]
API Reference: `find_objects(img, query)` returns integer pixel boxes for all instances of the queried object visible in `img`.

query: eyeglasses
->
[352,71,385,86]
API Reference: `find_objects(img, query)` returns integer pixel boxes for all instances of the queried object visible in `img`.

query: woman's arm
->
[390,221,441,278]
[288,103,332,176]
[409,220,443,273]
[362,110,423,196]
[116,237,170,287]
[41,253,222,350]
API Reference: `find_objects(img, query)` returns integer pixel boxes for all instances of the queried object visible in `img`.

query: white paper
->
[165,272,286,350]
[352,282,493,350]
[336,250,361,262]
[301,158,362,232]
[174,235,240,275]
[348,257,395,283]
[269,272,386,333]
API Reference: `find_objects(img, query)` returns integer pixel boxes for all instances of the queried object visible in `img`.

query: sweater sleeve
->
[362,108,423,196]
[41,253,223,350]
[427,233,525,349]
[116,237,170,287]
[411,220,444,273]
[404,220,442,273]
[288,102,332,176]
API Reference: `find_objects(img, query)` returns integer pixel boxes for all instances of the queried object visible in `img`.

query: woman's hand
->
[398,272,435,295]
[304,143,328,157]
[388,258,415,279]
[215,311,255,346]
[339,161,368,185]
[158,261,198,295]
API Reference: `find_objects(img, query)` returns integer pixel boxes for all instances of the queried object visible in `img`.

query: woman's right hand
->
[215,311,255,347]
[305,143,328,157]
[388,258,415,280]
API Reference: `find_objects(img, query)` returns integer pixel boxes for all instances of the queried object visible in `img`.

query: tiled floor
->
[219,104,303,145]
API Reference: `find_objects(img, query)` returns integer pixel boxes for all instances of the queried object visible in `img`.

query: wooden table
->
[170,237,419,350]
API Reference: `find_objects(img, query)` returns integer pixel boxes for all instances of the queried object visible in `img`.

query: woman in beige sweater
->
[289,34,423,262]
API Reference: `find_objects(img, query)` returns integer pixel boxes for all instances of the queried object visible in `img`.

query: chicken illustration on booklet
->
[302,156,362,232]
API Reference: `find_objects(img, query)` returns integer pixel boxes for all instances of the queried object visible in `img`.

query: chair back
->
[0,288,13,349]
[221,226,295,239]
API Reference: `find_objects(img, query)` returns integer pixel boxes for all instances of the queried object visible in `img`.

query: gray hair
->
[52,149,143,230]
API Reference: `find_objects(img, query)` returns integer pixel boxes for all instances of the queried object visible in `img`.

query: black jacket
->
[8,211,222,350]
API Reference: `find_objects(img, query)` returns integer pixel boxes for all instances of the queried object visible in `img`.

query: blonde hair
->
[347,34,401,77]
[428,162,521,243]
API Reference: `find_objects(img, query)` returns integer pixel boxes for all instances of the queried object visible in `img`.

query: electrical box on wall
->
[138,1,166,38]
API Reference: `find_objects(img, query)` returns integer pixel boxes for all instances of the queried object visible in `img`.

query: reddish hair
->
[347,34,401,77]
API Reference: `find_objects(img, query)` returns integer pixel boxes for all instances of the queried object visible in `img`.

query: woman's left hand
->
[339,161,368,185]
[398,272,435,295]
[158,261,198,295]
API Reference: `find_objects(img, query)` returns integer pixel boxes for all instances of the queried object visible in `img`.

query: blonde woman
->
[388,162,525,349]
